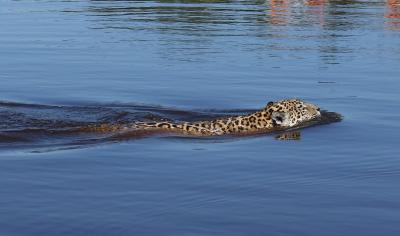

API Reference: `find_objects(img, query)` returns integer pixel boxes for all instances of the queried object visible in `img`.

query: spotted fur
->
[81,99,321,136]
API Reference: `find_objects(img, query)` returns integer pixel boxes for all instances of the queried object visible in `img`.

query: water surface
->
[1,0,400,235]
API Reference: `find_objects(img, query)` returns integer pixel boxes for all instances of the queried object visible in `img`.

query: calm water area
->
[1,0,400,235]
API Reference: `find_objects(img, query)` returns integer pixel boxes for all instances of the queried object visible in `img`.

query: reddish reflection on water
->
[269,0,327,26]
[305,0,326,7]
[305,0,326,26]
[385,0,400,29]
[269,0,290,25]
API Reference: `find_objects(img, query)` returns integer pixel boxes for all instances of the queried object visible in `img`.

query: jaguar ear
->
[265,101,274,110]
[272,111,288,125]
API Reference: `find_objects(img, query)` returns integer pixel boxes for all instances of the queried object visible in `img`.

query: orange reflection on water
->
[305,0,326,7]
[385,0,400,29]
[269,0,327,26]
[269,0,290,25]
[305,0,326,26]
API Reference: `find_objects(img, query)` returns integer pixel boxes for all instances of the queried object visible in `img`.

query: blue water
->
[1,0,400,235]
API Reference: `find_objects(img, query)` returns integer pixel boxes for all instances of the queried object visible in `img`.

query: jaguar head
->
[266,99,321,128]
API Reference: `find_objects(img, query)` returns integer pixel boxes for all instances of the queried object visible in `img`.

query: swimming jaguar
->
[80,98,322,136]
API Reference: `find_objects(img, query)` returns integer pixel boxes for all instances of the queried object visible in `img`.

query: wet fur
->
[80,99,321,136]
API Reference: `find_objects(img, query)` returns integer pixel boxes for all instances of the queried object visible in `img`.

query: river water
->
[1,0,400,235]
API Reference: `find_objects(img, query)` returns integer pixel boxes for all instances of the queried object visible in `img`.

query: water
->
[1,0,400,235]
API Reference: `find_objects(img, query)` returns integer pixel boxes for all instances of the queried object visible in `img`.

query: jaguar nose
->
[305,103,321,117]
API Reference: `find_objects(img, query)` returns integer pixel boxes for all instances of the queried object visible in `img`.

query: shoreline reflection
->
[385,0,400,30]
